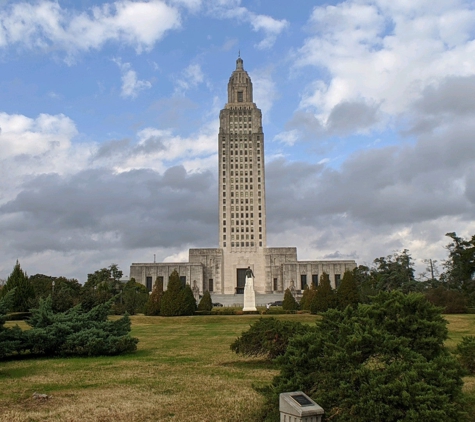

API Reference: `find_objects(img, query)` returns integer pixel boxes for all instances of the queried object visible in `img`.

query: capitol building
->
[130,57,356,303]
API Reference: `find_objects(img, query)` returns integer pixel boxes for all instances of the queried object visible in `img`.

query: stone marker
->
[279,391,324,422]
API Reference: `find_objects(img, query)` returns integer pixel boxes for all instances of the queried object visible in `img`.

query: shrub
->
[300,286,316,311]
[310,273,336,313]
[282,288,299,311]
[337,270,359,309]
[0,289,26,358]
[425,286,468,313]
[24,296,138,357]
[230,317,312,360]
[455,336,475,374]
[160,270,196,316]
[264,291,466,422]
[198,291,213,311]
[144,277,164,316]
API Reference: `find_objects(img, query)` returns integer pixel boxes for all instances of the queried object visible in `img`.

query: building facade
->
[130,57,356,297]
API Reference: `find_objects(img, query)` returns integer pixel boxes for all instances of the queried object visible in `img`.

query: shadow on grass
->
[220,359,275,370]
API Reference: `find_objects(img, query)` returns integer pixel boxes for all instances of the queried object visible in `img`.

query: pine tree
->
[310,273,335,314]
[300,285,316,311]
[0,289,26,358]
[198,291,213,311]
[144,277,164,316]
[1,261,34,312]
[179,285,197,315]
[160,270,196,316]
[337,270,359,310]
[282,288,299,311]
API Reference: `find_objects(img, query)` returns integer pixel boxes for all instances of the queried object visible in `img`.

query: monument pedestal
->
[243,276,257,311]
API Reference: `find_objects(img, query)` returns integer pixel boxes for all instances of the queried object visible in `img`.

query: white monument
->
[243,266,257,312]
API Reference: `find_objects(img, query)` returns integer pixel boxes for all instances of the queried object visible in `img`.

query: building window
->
[273,278,278,291]
[146,276,153,292]
[300,274,307,290]
[312,274,318,288]
[237,91,243,102]
[335,274,341,288]
[209,279,214,292]
[180,276,186,287]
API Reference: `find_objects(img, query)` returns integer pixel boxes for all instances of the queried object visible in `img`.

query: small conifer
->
[198,291,213,311]
[282,288,299,311]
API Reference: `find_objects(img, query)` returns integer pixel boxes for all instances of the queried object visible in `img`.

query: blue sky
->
[1,0,475,282]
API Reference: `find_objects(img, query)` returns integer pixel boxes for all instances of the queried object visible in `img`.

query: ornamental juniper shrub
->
[24,296,138,357]
[230,317,313,360]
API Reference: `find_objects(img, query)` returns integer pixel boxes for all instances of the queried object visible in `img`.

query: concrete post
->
[279,391,324,422]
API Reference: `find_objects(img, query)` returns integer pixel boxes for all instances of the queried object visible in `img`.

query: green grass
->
[0,313,474,422]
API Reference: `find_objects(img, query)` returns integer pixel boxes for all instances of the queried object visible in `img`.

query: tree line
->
[281,232,475,314]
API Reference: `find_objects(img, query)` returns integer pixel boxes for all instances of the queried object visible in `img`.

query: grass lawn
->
[0,313,474,422]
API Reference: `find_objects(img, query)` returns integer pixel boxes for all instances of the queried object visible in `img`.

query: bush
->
[160,270,196,316]
[0,289,26,358]
[300,286,316,311]
[455,336,475,374]
[24,296,138,357]
[337,270,359,309]
[230,317,312,360]
[264,291,466,422]
[425,286,468,313]
[144,277,163,316]
[198,291,213,311]
[282,288,299,311]
[310,273,336,313]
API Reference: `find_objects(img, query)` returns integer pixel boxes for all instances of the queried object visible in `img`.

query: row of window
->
[223,149,260,156]
[222,163,262,170]
[223,170,261,177]
[146,276,216,293]
[226,241,263,247]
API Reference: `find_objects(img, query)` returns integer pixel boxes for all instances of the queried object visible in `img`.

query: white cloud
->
[206,1,288,49]
[295,0,475,130]
[273,130,299,146]
[175,63,205,93]
[0,112,76,158]
[249,67,278,121]
[0,0,181,60]
[114,59,152,99]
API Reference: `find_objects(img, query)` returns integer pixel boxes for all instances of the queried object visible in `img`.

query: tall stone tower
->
[130,56,358,298]
[218,56,268,293]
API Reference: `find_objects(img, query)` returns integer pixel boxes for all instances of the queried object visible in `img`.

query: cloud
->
[175,63,205,93]
[0,112,76,158]
[249,66,278,121]
[292,0,475,135]
[206,1,288,49]
[114,59,152,98]
[0,166,217,255]
[0,0,181,61]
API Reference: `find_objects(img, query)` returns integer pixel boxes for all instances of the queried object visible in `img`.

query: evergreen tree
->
[160,270,196,316]
[123,279,149,315]
[310,273,335,314]
[0,289,26,358]
[25,296,138,357]
[282,288,298,311]
[300,285,316,311]
[144,277,164,316]
[266,291,466,422]
[1,261,34,312]
[198,290,213,311]
[179,285,197,315]
[337,270,359,310]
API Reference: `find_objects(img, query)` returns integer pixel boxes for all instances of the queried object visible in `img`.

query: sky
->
[1,0,475,282]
